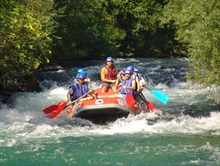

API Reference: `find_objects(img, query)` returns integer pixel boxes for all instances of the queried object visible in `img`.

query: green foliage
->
[162,0,220,87]
[52,0,125,65]
[161,0,220,102]
[52,0,176,66]
[4,0,220,96]
[100,0,173,57]
[0,0,54,91]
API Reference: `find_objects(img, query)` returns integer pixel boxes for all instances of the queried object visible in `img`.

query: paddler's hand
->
[67,100,72,105]
[86,78,91,83]
[89,89,95,93]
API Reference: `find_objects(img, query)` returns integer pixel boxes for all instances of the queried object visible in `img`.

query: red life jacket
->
[104,65,116,80]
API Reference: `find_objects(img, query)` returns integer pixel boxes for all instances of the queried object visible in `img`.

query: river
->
[0,58,220,165]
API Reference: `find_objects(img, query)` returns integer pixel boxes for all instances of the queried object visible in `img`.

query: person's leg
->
[115,77,121,87]
[66,102,79,116]
[112,85,117,92]
[101,86,108,93]
[101,82,111,93]
[108,83,117,92]
[121,94,126,100]
[109,93,123,99]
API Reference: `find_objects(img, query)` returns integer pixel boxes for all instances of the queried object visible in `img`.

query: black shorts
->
[102,82,115,88]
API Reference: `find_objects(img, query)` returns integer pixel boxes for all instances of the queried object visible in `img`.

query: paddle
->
[42,104,59,114]
[139,92,156,112]
[45,101,67,119]
[145,87,169,104]
[126,93,135,106]
[42,91,91,119]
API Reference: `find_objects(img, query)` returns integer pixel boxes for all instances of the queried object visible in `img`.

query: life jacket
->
[69,81,89,101]
[137,74,145,86]
[131,73,136,80]
[136,73,142,80]
[131,73,142,80]
[131,73,140,87]
[131,73,141,98]
[104,65,116,80]
[120,78,134,95]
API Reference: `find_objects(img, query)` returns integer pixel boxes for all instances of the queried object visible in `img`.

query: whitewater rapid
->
[0,58,220,149]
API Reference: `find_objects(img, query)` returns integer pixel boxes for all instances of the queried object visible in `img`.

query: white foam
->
[49,87,68,95]
[0,58,219,147]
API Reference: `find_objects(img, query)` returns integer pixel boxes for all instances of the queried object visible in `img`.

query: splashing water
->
[0,58,219,165]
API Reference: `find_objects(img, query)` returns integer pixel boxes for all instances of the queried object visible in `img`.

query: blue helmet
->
[133,66,138,72]
[126,66,134,72]
[76,68,85,78]
[77,68,84,73]
[77,71,87,79]
[106,56,114,62]
[124,69,131,74]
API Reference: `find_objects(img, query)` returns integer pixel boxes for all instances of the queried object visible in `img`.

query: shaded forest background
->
[0,0,219,100]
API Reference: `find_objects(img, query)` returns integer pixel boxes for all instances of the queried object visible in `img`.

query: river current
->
[0,58,220,165]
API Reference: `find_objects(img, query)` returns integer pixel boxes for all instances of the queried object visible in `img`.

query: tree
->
[162,0,220,101]
[52,0,177,66]
[0,0,54,91]
[100,0,174,57]
[52,0,125,65]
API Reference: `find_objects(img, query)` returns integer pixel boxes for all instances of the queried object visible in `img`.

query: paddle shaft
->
[45,91,91,119]
[68,91,91,106]
[139,92,147,102]
[145,86,152,92]
[138,92,155,112]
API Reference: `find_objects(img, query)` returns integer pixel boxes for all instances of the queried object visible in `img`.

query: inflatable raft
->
[67,87,141,124]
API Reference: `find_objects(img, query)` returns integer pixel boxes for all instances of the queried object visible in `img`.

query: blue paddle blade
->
[151,90,169,104]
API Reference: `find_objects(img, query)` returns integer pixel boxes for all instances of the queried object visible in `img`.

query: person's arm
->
[67,92,71,103]
[140,76,146,87]
[100,67,107,82]
[116,70,125,86]
[117,70,124,78]
[79,89,96,102]
[135,75,141,92]
[115,72,123,86]
[67,87,74,105]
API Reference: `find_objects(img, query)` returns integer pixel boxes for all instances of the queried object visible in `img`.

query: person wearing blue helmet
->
[116,66,134,80]
[67,71,94,106]
[109,69,136,100]
[129,65,143,94]
[126,66,134,72]
[75,68,90,83]
[133,66,138,72]
[100,56,117,93]
[133,66,154,112]
[116,65,140,98]
[76,68,85,78]
[127,65,138,81]
[106,56,114,62]
[78,68,84,73]
[133,66,146,91]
